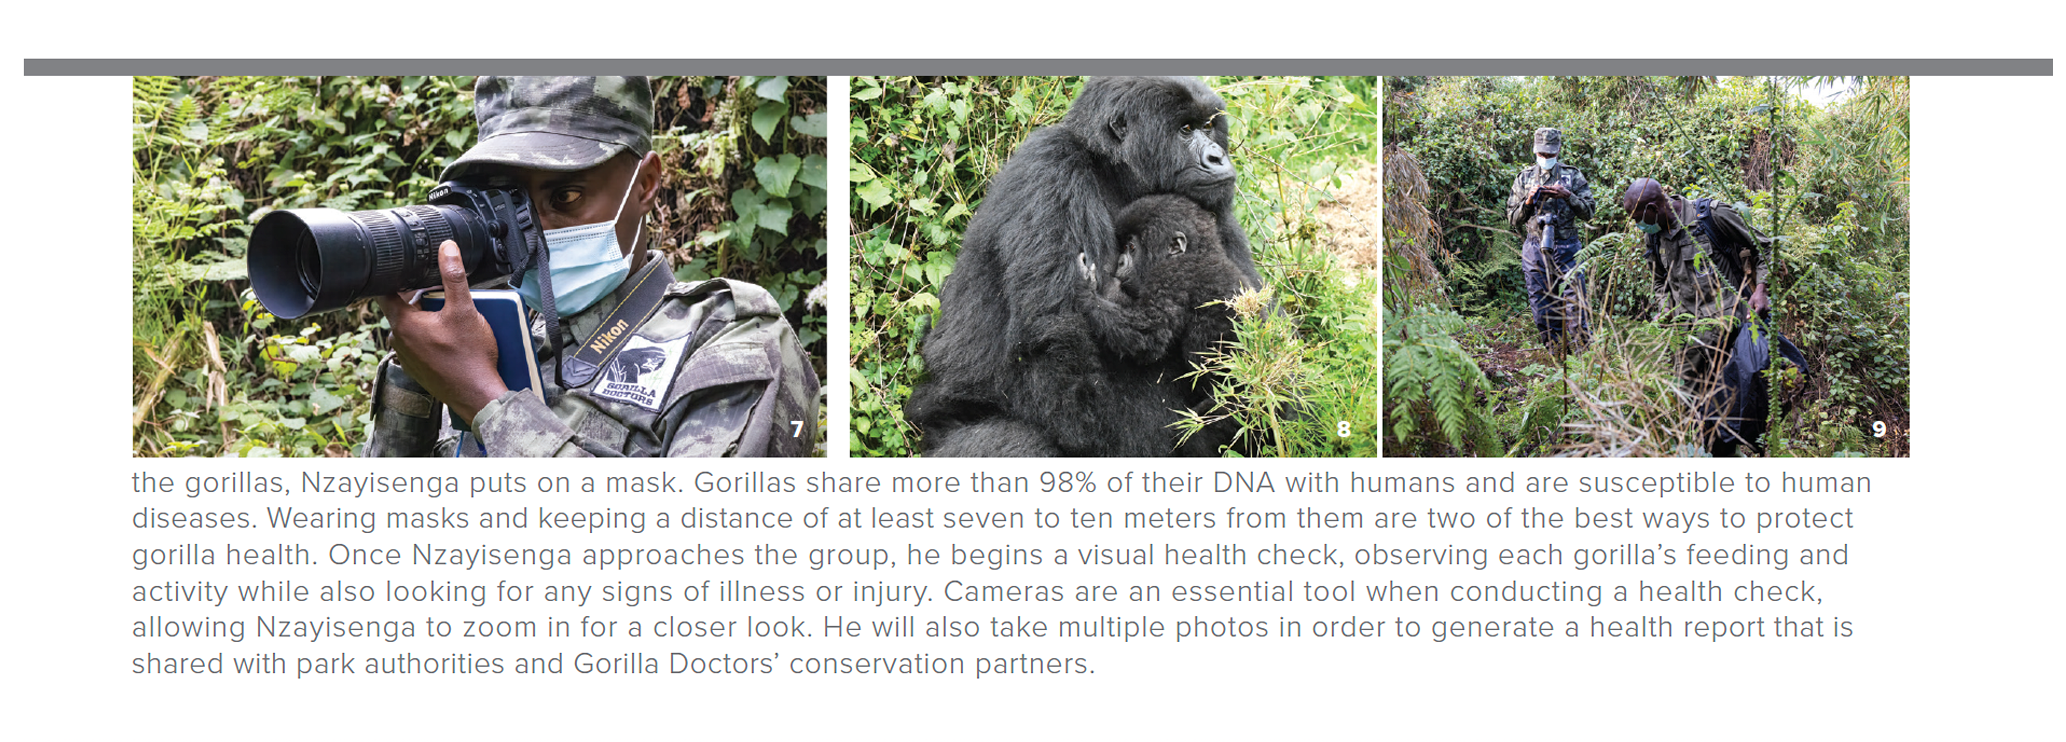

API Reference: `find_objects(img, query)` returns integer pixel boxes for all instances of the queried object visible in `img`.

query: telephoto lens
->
[247,183,538,319]
[248,204,492,319]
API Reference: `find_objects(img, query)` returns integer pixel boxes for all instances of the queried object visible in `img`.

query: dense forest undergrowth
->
[1384,76,1909,457]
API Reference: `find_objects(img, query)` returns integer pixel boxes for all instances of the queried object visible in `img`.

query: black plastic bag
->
[1716,315,1812,455]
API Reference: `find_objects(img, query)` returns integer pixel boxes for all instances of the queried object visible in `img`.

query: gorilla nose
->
[1200,144,1231,175]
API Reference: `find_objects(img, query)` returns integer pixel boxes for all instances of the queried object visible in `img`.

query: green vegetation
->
[1383,76,1910,457]
[132,76,827,456]
[849,76,1381,457]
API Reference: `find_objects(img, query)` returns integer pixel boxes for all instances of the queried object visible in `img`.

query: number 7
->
[790,421,804,438]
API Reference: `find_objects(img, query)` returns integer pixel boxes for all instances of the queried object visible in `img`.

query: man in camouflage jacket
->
[1622,177,1771,441]
[364,76,818,457]
[1505,127,1595,347]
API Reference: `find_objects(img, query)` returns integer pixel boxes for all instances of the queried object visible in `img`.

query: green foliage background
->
[1383,76,1910,457]
[132,76,828,457]
[849,77,1382,457]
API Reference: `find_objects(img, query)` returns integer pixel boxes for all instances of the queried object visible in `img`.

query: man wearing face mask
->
[1505,127,1595,347]
[365,76,819,457]
[1623,177,1772,451]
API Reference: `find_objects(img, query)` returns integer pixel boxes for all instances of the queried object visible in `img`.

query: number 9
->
[1337,421,1351,438]
[1871,421,1886,438]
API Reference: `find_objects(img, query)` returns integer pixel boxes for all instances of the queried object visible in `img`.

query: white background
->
[4,2,2063,738]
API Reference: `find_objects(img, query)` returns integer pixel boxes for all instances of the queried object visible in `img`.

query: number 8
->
[1337,421,1351,438]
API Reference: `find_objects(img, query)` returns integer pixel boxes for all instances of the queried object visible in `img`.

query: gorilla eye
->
[1181,124,1193,134]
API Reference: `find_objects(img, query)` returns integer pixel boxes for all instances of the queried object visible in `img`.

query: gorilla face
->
[1069,77,1237,211]
[1114,194,1219,286]
[1143,108,1235,207]
[1113,228,1182,285]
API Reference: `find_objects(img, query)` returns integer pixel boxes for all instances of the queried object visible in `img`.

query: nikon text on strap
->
[559,257,673,389]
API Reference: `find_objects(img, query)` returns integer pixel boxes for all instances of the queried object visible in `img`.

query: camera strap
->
[559,257,673,389]
[518,232,567,405]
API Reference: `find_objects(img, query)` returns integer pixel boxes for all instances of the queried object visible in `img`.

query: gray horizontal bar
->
[24,58,2052,77]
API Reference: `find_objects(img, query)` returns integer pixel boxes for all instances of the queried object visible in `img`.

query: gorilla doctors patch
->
[590,334,691,412]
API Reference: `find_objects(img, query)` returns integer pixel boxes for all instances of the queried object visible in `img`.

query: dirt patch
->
[1464,313,1554,389]
[1475,340,1546,388]
[1316,162,1383,271]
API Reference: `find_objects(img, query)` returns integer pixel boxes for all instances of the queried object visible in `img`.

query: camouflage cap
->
[1533,127,1563,155]
[442,76,654,181]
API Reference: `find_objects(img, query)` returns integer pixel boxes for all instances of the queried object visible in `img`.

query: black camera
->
[247,181,541,319]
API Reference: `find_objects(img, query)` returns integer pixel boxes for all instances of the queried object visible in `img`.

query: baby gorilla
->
[997,194,1257,456]
[1084,194,1255,366]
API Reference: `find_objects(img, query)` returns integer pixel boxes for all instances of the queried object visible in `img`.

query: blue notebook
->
[416,289,545,404]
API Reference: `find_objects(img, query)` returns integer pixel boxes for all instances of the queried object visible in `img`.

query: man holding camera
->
[1505,126,1595,348]
[367,76,818,457]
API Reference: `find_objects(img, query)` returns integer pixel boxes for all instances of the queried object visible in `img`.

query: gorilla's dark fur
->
[1085,194,1251,368]
[905,77,1264,457]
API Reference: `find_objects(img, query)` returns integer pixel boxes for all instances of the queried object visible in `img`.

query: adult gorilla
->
[905,77,1263,457]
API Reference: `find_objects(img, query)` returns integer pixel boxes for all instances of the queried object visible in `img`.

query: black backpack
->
[1687,198,1753,289]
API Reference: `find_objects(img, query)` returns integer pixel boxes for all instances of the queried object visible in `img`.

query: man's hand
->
[1749,283,1770,312]
[1540,183,1571,200]
[376,240,508,425]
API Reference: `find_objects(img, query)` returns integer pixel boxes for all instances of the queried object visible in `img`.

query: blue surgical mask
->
[1537,156,1557,170]
[1637,221,1662,235]
[514,160,644,315]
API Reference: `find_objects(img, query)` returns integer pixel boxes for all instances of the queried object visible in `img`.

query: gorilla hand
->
[1081,289,1178,365]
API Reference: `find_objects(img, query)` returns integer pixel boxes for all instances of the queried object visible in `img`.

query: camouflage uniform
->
[1644,195,1770,428]
[363,76,820,457]
[368,252,819,457]
[1505,128,1595,345]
